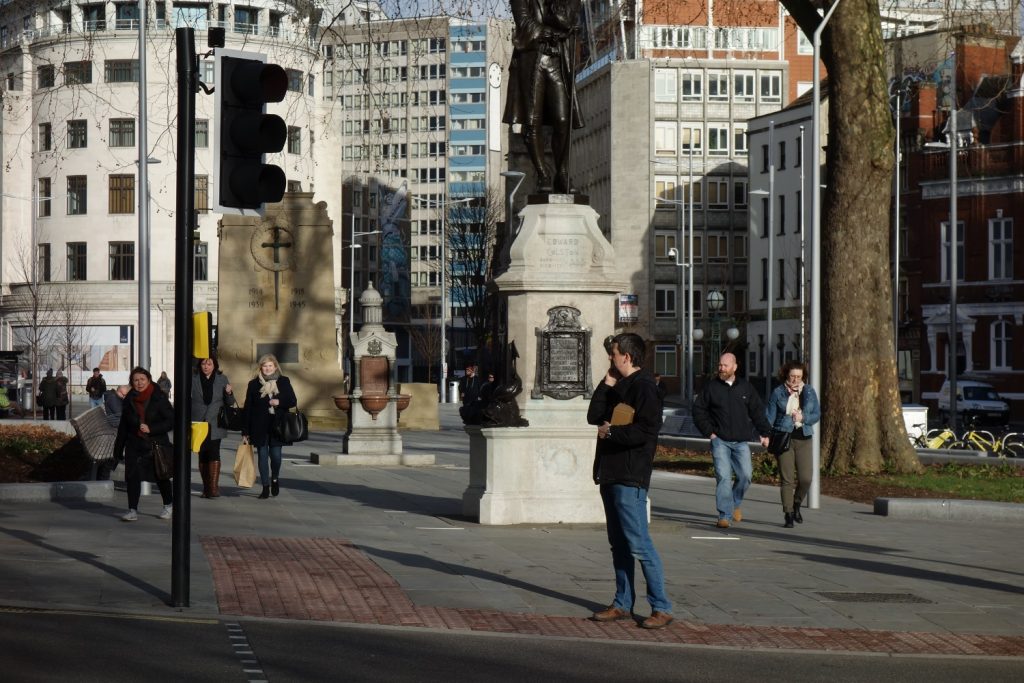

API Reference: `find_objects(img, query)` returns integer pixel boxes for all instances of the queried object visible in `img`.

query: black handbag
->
[218,405,245,431]
[152,441,174,480]
[767,429,792,456]
[272,409,309,444]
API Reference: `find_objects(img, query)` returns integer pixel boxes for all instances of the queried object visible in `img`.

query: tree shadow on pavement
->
[776,551,1024,595]
[0,527,170,604]
[359,545,604,613]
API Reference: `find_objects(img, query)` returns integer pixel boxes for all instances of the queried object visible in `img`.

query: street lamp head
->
[726,327,740,341]
[667,247,677,258]
[500,170,525,178]
[707,290,725,311]
[692,328,704,342]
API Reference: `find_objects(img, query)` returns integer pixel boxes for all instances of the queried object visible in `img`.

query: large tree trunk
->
[784,0,921,474]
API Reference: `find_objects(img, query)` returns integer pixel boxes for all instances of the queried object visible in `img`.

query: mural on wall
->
[13,325,133,387]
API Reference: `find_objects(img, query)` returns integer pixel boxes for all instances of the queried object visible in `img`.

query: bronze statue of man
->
[503,0,584,194]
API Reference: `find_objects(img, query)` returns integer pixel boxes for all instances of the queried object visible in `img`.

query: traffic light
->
[213,48,288,215]
[193,312,215,359]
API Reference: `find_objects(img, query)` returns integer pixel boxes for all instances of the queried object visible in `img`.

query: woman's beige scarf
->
[258,372,280,413]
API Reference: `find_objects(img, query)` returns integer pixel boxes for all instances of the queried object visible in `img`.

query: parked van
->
[937,380,1010,426]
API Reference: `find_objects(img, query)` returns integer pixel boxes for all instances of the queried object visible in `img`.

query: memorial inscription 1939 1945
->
[532,306,593,400]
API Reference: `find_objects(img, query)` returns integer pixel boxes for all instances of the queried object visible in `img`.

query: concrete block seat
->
[69,406,117,480]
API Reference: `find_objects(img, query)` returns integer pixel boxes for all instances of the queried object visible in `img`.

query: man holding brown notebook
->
[587,333,673,630]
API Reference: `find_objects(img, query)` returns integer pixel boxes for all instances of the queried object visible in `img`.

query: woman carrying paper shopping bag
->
[190,356,235,498]
[242,354,297,500]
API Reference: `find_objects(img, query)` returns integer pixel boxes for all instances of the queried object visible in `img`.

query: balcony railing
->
[3,18,310,49]
[920,142,1024,181]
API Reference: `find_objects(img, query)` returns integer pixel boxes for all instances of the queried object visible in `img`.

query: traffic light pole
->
[172,27,197,608]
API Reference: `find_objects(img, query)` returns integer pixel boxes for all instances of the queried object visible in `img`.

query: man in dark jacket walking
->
[86,368,106,409]
[587,333,673,630]
[692,352,772,528]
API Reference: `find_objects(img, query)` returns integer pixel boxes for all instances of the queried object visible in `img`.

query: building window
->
[760,73,782,102]
[105,59,139,83]
[655,345,677,377]
[683,179,703,207]
[286,68,303,92]
[681,70,702,101]
[655,231,677,260]
[654,68,676,101]
[287,126,302,154]
[195,242,209,281]
[654,121,677,156]
[707,72,729,101]
[681,124,702,153]
[797,30,813,55]
[733,180,747,207]
[38,178,52,217]
[991,320,1012,370]
[38,65,55,88]
[65,61,92,85]
[195,175,209,212]
[778,258,786,300]
[940,221,965,282]
[38,123,52,151]
[707,234,728,262]
[795,257,803,301]
[195,119,209,148]
[108,175,135,214]
[989,218,1013,280]
[109,118,135,147]
[655,285,677,318]
[68,119,88,148]
[654,176,677,203]
[733,235,747,263]
[733,287,747,314]
[67,176,87,215]
[778,140,786,169]
[708,125,729,156]
[707,179,729,210]
[38,244,52,282]
[761,258,768,300]
[733,126,748,155]
[777,194,786,234]
[67,243,87,280]
[760,197,769,237]
[109,242,135,280]
[734,71,755,102]
[761,144,769,173]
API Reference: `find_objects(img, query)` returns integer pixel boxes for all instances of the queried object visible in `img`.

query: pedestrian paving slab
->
[1,406,1023,657]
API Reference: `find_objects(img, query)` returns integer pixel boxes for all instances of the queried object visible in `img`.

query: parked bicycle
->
[909,424,959,449]
[953,427,1024,458]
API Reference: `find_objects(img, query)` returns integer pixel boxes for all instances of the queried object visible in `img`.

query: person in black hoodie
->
[692,352,772,529]
[587,333,673,630]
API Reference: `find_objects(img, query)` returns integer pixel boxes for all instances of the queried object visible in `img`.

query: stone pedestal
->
[463,200,626,524]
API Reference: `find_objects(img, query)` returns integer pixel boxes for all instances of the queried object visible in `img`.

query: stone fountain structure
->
[311,283,434,466]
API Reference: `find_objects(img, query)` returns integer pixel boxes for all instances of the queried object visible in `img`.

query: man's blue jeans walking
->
[599,484,672,615]
[711,437,753,521]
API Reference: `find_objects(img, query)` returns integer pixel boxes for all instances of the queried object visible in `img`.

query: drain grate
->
[817,592,932,604]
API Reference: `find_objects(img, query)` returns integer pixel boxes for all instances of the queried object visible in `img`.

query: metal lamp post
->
[413,195,473,402]
[810,0,843,509]
[348,226,382,341]
[667,245,692,403]
[707,290,725,366]
[659,192,695,403]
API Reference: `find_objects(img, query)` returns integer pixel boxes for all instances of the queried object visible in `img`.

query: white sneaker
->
[158,504,173,520]
[121,509,138,522]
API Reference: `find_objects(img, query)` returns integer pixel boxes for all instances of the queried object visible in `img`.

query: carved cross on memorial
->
[250,224,294,310]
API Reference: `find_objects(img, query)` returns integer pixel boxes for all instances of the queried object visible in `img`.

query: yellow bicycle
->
[910,424,959,449]
[953,429,1024,458]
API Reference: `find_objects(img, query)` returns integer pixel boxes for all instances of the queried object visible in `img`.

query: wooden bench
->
[70,406,118,480]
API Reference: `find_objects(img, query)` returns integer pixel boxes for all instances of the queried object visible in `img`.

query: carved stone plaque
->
[532,306,593,400]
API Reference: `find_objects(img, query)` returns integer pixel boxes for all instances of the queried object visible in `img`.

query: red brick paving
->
[201,536,1024,657]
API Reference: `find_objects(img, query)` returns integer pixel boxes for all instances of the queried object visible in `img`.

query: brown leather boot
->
[208,460,221,498]
[198,462,210,498]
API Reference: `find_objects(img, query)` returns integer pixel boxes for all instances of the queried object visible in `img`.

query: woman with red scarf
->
[112,367,175,521]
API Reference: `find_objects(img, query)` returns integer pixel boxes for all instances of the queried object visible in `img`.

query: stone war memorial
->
[461,196,626,525]
[217,193,345,429]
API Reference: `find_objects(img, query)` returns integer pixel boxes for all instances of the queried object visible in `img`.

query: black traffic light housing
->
[213,48,288,215]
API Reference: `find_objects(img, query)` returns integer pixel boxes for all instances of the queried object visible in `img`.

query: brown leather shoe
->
[591,605,631,622]
[732,508,743,523]
[716,519,730,529]
[641,611,674,629]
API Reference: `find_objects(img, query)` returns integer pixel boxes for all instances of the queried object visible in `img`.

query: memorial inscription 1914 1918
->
[532,306,593,399]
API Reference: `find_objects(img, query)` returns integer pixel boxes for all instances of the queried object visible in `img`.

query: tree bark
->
[783,0,922,473]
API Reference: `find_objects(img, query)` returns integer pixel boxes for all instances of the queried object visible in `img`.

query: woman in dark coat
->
[113,367,174,521]
[242,354,297,499]
[190,356,235,498]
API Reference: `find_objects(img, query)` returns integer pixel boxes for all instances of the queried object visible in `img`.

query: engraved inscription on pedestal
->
[532,306,593,400]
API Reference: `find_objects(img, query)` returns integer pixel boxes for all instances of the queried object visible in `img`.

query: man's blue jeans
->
[711,438,752,520]
[600,484,672,614]
[89,397,103,409]
[256,445,283,486]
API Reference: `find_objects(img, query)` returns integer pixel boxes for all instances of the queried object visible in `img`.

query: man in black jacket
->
[587,333,673,630]
[692,352,772,529]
